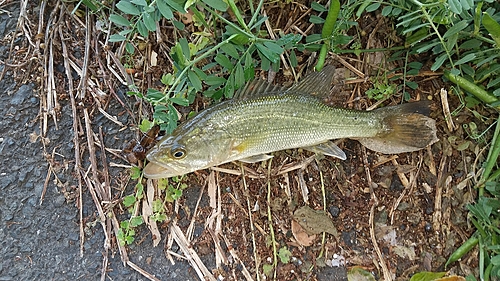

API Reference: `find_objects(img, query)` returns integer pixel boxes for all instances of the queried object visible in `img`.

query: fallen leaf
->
[293,206,338,236]
[291,219,316,246]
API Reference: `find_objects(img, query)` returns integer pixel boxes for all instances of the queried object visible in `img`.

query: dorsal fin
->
[233,65,336,100]
[233,78,284,100]
[286,65,335,97]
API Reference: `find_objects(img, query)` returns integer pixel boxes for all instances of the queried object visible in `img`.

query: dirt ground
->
[1,1,493,280]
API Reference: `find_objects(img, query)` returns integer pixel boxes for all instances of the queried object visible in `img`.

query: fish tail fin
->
[358,101,438,154]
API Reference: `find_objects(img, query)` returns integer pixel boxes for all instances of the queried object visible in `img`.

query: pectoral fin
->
[304,141,347,160]
[238,154,274,163]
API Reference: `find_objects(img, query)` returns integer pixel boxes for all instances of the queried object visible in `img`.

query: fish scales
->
[201,93,381,158]
[143,66,438,179]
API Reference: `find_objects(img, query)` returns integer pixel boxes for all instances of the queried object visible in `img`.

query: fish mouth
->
[143,162,177,179]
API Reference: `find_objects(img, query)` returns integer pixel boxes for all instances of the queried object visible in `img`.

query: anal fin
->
[238,154,274,163]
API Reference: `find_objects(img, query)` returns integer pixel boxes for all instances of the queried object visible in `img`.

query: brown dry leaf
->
[293,206,338,236]
[291,219,316,247]
[150,50,158,67]
[392,245,416,260]
[435,276,466,281]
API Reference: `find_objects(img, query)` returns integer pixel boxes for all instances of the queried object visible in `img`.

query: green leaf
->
[121,221,131,231]
[460,0,473,11]
[188,70,202,91]
[408,271,446,281]
[125,42,135,54]
[448,0,462,14]
[443,20,469,39]
[431,53,448,71]
[259,53,271,70]
[311,2,327,12]
[402,23,431,35]
[173,20,185,30]
[415,41,440,53]
[136,20,149,37]
[309,15,325,24]
[170,97,189,106]
[276,34,302,47]
[146,88,164,101]
[290,50,298,67]
[157,0,174,19]
[80,0,100,11]
[459,38,482,49]
[131,0,147,6]
[487,76,500,89]
[454,53,476,65]
[109,34,127,42]
[142,12,157,31]
[382,6,392,16]
[256,43,279,63]
[205,75,226,86]
[166,186,183,201]
[215,53,234,70]
[220,43,239,59]
[278,247,292,263]
[202,0,228,11]
[392,7,402,16]
[116,0,141,15]
[263,41,283,54]
[130,216,144,227]
[244,53,255,80]
[179,37,191,60]
[408,62,423,70]
[139,119,153,133]
[406,81,418,90]
[110,14,131,27]
[483,12,500,46]
[365,3,380,12]
[130,166,142,179]
[136,182,144,198]
[234,63,244,90]
[262,264,273,276]
[166,0,186,12]
[123,195,136,207]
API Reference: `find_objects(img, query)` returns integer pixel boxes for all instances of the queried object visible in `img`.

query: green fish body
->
[144,66,437,179]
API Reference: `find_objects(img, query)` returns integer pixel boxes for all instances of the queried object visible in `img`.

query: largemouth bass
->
[144,66,438,179]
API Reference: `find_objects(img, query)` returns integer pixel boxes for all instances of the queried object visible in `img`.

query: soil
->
[0,1,492,281]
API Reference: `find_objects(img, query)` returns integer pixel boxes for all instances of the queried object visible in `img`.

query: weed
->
[358,0,500,106]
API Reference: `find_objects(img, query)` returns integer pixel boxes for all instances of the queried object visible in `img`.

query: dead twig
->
[58,22,85,257]
[171,223,217,281]
[440,88,457,132]
[363,147,392,281]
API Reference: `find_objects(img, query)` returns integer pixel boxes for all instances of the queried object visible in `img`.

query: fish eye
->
[170,147,186,159]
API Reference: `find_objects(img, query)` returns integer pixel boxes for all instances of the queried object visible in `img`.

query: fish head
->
[143,123,234,179]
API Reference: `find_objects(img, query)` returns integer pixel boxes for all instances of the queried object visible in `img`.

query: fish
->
[143,66,438,179]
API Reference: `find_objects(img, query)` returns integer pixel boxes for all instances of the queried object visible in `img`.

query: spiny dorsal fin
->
[286,65,336,97]
[233,78,283,100]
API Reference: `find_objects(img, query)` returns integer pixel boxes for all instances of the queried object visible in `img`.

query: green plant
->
[361,0,500,106]
[157,176,187,202]
[443,115,500,280]
[117,166,145,246]
[366,79,397,100]
[354,1,500,278]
